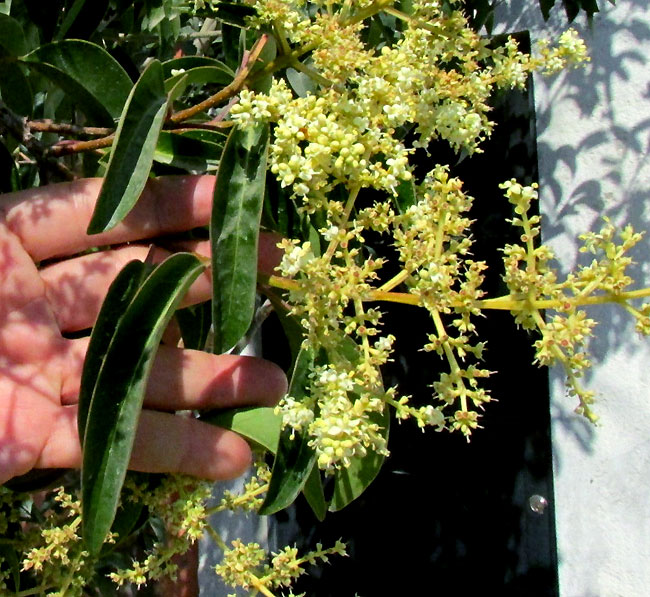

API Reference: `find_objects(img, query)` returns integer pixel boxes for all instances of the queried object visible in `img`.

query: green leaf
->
[264,291,304,369]
[78,261,146,444]
[329,407,390,511]
[393,178,417,215]
[176,301,212,351]
[539,0,556,19]
[55,0,88,40]
[211,122,269,354]
[80,253,205,557]
[0,58,32,117]
[195,1,257,27]
[23,40,132,124]
[56,0,109,40]
[302,465,327,521]
[162,56,235,79]
[258,346,316,516]
[154,130,224,172]
[163,64,234,93]
[87,59,167,234]
[0,14,26,56]
[286,66,318,98]
[202,406,282,454]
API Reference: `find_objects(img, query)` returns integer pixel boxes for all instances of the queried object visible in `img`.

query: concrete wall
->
[495,2,650,595]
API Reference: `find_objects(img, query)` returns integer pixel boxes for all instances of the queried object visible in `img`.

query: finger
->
[40,245,211,333]
[2,176,215,262]
[35,406,254,481]
[168,234,285,278]
[129,411,252,480]
[61,340,288,411]
[40,233,282,333]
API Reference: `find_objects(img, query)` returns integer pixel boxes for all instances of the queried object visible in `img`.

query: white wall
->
[495,2,650,595]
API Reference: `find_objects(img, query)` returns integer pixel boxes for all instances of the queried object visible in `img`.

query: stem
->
[378,268,410,292]
[290,59,334,87]
[168,34,269,124]
[27,120,113,137]
[0,100,75,180]
[15,587,55,597]
[344,0,397,27]
[248,576,277,597]
[324,184,361,261]
[206,525,227,551]
[263,274,650,310]
[432,310,468,412]
[206,483,270,515]
[48,134,115,157]
[383,6,440,34]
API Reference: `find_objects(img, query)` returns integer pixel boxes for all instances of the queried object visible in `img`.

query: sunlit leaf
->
[211,121,269,354]
[154,130,224,172]
[202,407,282,454]
[163,63,234,93]
[80,253,205,557]
[87,59,167,234]
[23,40,132,124]
[258,346,316,516]
[162,56,235,79]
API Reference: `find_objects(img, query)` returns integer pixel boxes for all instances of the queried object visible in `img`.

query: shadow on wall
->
[499,0,650,452]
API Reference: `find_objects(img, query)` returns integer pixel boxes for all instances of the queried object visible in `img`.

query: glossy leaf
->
[176,301,212,351]
[80,253,205,557]
[56,0,88,39]
[154,130,224,172]
[162,56,234,79]
[87,60,167,234]
[258,346,316,516]
[211,121,269,354]
[196,2,257,27]
[78,261,145,443]
[163,64,234,93]
[302,465,327,521]
[393,178,417,215]
[23,40,132,124]
[0,58,33,117]
[202,406,282,454]
[286,66,318,98]
[0,14,27,56]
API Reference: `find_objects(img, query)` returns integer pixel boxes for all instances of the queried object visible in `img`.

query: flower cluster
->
[500,181,650,421]
[215,538,347,594]
[18,487,93,597]
[231,0,595,454]
[110,475,212,588]
[213,459,272,513]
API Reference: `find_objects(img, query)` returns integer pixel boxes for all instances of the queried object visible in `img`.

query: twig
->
[0,100,76,181]
[47,134,115,157]
[26,120,113,137]
[167,34,269,124]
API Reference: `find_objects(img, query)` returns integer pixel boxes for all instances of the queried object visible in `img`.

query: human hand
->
[0,176,287,485]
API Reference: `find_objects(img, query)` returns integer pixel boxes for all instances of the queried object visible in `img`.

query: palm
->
[0,177,286,485]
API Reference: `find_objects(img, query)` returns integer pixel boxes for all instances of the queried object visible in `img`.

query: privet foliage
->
[0,0,639,595]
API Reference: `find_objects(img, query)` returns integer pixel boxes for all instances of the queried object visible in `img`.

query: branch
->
[167,34,269,125]
[27,120,113,137]
[47,134,115,157]
[0,100,76,181]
